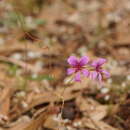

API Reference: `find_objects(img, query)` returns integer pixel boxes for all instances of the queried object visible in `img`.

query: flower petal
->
[82,69,89,77]
[91,58,106,67]
[101,70,110,78]
[98,58,107,65]
[79,56,89,66]
[67,56,78,66]
[74,72,81,82]
[90,71,98,80]
[67,68,75,75]
[97,73,102,82]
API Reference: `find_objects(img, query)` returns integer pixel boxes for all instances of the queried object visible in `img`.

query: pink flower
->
[90,58,110,82]
[67,56,89,82]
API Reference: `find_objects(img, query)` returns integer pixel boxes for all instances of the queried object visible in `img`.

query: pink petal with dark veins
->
[67,68,76,75]
[92,58,106,67]
[79,56,89,66]
[82,69,89,77]
[74,72,81,82]
[67,56,78,66]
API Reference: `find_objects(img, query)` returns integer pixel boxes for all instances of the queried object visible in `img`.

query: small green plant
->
[26,74,54,81]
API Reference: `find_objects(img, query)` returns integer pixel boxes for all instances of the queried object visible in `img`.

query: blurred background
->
[0,0,130,130]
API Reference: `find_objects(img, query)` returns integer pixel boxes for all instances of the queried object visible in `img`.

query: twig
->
[85,109,102,130]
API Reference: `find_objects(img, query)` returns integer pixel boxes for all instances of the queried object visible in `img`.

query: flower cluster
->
[67,56,110,82]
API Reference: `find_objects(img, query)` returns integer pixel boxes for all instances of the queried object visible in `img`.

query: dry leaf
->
[82,118,119,130]
[76,96,107,121]
[0,87,13,124]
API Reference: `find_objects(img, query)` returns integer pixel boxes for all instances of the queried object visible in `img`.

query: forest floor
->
[0,0,130,130]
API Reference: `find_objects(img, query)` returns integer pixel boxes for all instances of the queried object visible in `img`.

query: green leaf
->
[26,74,54,81]
[35,19,46,26]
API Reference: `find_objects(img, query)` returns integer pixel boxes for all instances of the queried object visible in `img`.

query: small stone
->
[21,101,28,109]
[104,95,110,101]
[101,88,109,94]
[127,75,130,81]
[10,53,22,60]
